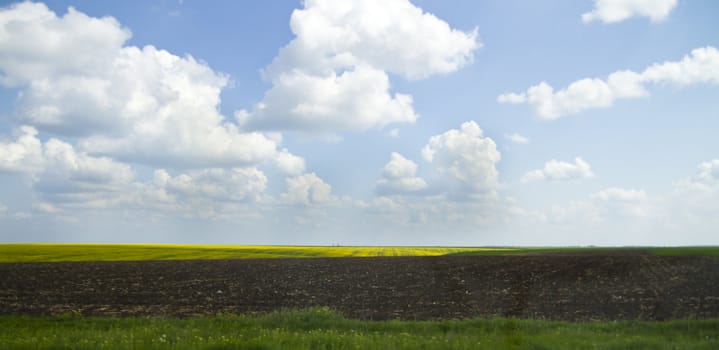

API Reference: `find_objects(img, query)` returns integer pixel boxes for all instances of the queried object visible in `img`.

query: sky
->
[0,0,718,246]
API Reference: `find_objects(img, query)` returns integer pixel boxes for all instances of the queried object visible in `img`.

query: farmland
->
[2,252,718,320]
[1,244,718,348]
[2,243,718,263]
[0,243,511,262]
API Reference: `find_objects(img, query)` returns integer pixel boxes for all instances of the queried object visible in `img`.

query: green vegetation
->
[0,243,514,263]
[448,246,719,257]
[648,246,719,256]
[0,309,716,349]
[1,244,718,263]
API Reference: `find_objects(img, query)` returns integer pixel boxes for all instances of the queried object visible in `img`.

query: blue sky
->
[0,0,718,245]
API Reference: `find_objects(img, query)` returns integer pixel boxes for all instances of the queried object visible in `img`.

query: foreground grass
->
[1,309,717,349]
[0,243,514,263]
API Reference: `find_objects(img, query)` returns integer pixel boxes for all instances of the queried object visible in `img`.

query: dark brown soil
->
[1,254,718,320]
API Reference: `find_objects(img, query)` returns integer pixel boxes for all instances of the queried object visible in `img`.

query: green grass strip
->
[1,308,717,349]
[448,246,719,257]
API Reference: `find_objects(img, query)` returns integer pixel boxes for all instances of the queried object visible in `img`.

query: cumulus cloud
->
[582,0,678,23]
[376,152,427,194]
[0,126,43,173]
[592,187,648,202]
[0,128,276,217]
[0,126,135,206]
[591,187,651,217]
[362,122,526,235]
[496,92,526,104]
[0,3,335,221]
[499,47,719,119]
[34,138,134,195]
[642,48,719,86]
[422,121,500,192]
[522,157,594,183]
[0,126,273,218]
[239,65,417,132]
[239,0,479,133]
[675,159,719,194]
[0,2,284,168]
[668,160,719,233]
[282,173,335,205]
[0,2,130,86]
[265,0,479,80]
[274,149,306,176]
[539,187,652,233]
[154,168,267,203]
[505,133,529,145]
[0,128,275,220]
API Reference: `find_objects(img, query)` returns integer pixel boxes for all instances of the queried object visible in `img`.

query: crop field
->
[0,243,513,263]
[1,244,718,349]
[2,243,718,263]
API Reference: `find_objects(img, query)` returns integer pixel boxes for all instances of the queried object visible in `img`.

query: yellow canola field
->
[0,243,514,263]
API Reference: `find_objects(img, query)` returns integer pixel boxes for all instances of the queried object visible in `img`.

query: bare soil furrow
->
[0,254,717,320]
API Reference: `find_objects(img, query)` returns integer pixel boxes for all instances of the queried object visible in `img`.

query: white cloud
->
[0,127,274,216]
[1,2,517,242]
[0,4,325,221]
[582,0,678,23]
[496,92,526,104]
[381,153,419,179]
[240,65,417,132]
[29,142,134,207]
[675,159,719,194]
[668,160,719,236]
[376,152,427,194]
[265,0,479,81]
[363,122,526,235]
[592,187,648,202]
[239,0,478,133]
[0,126,43,173]
[0,202,6,214]
[388,128,400,138]
[505,133,529,144]
[591,187,652,217]
[274,149,306,176]
[154,168,268,203]
[422,121,500,192]
[0,126,133,184]
[642,47,719,86]
[522,157,594,183]
[282,173,335,205]
[499,47,719,119]
[33,202,62,213]
[361,193,525,235]
[538,187,653,235]
[0,3,283,168]
[694,159,719,185]
[0,126,135,208]
[0,2,130,87]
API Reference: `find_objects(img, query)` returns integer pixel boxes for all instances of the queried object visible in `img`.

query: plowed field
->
[1,252,718,320]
